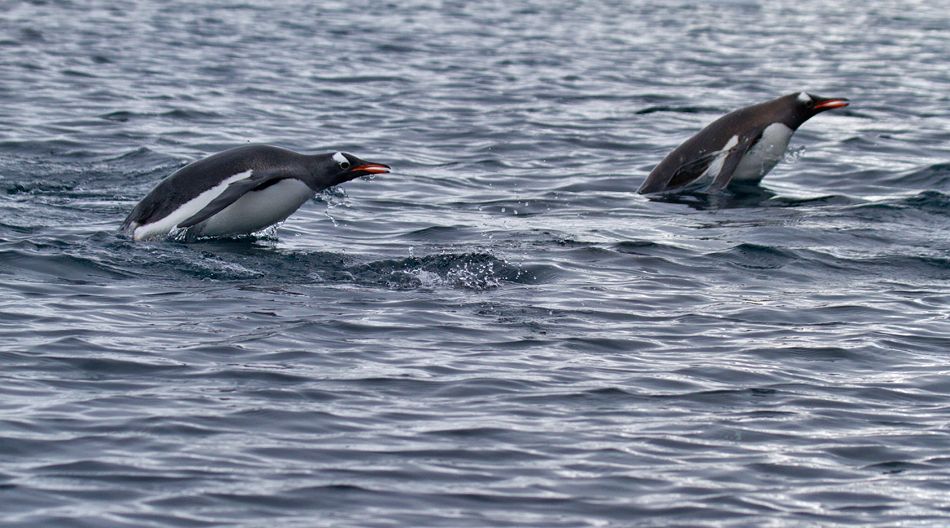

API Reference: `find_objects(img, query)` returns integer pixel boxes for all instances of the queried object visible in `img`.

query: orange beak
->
[352,163,390,174]
[814,98,849,110]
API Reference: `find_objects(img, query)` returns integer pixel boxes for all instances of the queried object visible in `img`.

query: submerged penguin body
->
[638,93,848,194]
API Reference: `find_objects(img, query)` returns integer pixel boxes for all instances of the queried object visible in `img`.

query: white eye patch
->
[332,152,348,165]
[797,92,812,104]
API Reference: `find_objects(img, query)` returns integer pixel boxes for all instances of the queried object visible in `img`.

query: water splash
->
[318,187,350,227]
[784,145,807,163]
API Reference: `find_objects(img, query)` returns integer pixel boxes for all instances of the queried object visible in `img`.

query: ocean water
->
[3,0,950,526]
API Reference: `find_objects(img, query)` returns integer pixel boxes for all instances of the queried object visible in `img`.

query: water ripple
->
[2,0,950,527]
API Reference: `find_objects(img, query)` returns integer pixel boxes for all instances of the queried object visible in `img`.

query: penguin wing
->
[637,156,697,194]
[704,132,761,193]
[640,130,764,194]
[640,147,733,194]
[177,171,288,229]
[664,152,721,190]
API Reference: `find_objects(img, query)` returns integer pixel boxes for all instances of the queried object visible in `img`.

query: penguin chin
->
[328,171,366,188]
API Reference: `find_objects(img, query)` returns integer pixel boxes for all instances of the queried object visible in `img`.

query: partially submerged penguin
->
[637,92,849,194]
[122,145,390,241]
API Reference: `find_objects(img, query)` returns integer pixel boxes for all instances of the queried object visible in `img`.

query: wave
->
[98,234,545,290]
[883,162,950,188]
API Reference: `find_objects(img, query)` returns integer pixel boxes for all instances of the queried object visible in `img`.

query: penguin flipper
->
[177,171,287,229]
[705,133,760,193]
[665,153,719,190]
[637,152,714,194]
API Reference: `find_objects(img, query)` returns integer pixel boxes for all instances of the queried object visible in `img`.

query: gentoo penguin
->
[122,145,390,241]
[637,92,849,194]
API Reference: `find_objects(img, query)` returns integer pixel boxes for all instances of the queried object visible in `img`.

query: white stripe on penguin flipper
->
[132,169,254,241]
[701,135,740,180]
[332,152,347,165]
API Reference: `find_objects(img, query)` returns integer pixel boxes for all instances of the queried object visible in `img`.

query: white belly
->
[732,123,794,183]
[193,179,315,237]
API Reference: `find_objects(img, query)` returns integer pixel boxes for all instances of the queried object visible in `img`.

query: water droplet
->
[784,145,807,163]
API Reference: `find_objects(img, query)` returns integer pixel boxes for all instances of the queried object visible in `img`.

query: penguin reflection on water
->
[637,92,849,194]
[122,145,390,241]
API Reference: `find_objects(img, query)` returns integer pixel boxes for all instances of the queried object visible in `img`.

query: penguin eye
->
[332,151,350,169]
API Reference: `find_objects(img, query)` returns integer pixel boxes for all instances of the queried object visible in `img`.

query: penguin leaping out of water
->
[637,92,849,194]
[122,145,390,241]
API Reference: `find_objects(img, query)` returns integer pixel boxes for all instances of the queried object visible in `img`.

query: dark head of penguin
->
[318,151,391,189]
[786,92,849,130]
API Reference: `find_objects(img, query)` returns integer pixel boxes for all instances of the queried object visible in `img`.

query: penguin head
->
[786,92,849,128]
[312,151,390,189]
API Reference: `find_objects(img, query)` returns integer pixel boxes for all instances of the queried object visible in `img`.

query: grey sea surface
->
[3,0,950,526]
